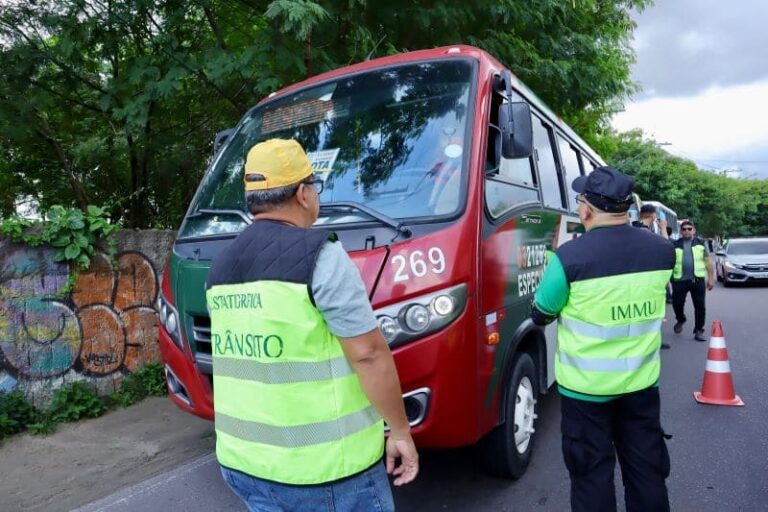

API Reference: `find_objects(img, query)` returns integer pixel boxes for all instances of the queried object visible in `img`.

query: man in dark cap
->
[531,167,675,512]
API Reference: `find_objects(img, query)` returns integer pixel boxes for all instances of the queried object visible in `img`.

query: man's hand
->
[385,433,419,486]
[657,218,669,239]
[707,278,715,291]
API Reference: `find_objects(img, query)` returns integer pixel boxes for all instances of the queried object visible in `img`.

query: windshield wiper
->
[188,208,252,225]
[319,201,411,239]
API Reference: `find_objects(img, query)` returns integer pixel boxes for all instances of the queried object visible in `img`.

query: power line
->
[698,159,768,164]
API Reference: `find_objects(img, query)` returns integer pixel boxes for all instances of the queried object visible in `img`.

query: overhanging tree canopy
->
[1,0,649,227]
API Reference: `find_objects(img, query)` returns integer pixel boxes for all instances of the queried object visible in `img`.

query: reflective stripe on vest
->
[207,280,384,485]
[213,355,355,384]
[556,269,670,395]
[215,405,379,448]
[673,243,706,279]
[558,348,660,372]
[560,317,663,340]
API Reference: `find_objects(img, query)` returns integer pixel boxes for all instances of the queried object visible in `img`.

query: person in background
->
[632,204,669,240]
[206,139,418,512]
[632,204,673,348]
[532,167,674,512]
[671,220,715,342]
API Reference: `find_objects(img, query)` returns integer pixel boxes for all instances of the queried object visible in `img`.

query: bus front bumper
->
[158,326,214,420]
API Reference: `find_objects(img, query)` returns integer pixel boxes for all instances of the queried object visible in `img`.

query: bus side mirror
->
[499,102,533,159]
[214,128,235,155]
[495,70,533,159]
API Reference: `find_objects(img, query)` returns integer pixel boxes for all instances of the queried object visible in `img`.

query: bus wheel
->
[478,353,539,479]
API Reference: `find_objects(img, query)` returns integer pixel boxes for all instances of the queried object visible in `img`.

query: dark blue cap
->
[572,166,634,213]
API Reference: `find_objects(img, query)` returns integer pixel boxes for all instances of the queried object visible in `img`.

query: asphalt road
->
[77,282,768,512]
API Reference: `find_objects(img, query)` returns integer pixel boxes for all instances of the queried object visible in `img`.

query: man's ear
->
[295,183,310,209]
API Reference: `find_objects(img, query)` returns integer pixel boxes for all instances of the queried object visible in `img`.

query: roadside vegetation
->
[0,363,167,441]
[1,0,648,228]
[598,130,768,237]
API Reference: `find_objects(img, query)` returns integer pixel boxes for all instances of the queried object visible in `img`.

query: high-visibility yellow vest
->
[551,224,674,396]
[673,239,706,280]
[555,270,671,395]
[206,221,384,485]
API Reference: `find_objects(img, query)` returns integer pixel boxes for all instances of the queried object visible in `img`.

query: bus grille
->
[192,315,212,354]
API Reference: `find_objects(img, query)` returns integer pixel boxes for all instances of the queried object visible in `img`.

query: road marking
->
[74,453,217,512]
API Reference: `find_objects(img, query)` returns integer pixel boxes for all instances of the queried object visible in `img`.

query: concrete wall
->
[0,230,175,406]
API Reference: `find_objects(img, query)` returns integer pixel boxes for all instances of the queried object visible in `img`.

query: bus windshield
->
[179,60,475,239]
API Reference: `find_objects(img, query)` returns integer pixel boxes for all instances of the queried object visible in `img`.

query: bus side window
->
[557,135,582,213]
[533,117,566,210]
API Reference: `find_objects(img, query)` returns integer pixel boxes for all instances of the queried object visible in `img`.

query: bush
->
[110,363,167,407]
[48,381,107,423]
[0,365,167,440]
[0,391,36,440]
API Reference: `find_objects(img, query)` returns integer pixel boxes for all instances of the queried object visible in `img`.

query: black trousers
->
[561,387,670,512]
[672,278,706,331]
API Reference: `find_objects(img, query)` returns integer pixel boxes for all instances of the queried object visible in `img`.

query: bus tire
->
[477,352,539,479]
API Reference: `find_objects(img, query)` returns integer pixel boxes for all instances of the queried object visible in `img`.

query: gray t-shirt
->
[311,241,378,338]
[681,239,709,281]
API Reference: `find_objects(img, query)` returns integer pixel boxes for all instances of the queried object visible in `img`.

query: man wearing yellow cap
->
[205,139,418,511]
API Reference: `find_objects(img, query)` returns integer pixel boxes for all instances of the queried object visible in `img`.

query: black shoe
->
[673,321,685,334]
[694,330,707,342]
[661,343,671,350]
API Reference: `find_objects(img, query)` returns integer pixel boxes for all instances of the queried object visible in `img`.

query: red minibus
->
[158,45,604,478]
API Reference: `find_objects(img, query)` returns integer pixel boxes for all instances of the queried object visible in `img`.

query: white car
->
[716,237,768,286]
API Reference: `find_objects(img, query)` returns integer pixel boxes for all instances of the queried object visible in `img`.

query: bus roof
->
[257,45,605,166]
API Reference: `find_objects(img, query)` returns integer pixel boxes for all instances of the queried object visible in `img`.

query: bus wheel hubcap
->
[513,376,535,453]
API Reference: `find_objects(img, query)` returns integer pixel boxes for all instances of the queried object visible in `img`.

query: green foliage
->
[0,391,36,440]
[0,0,649,228]
[110,363,168,407]
[602,130,768,238]
[0,365,166,439]
[48,381,107,423]
[0,204,118,271]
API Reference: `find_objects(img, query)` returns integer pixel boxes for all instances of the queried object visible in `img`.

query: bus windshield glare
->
[179,60,474,239]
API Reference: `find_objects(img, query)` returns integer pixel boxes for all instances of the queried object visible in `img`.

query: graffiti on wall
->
[0,244,160,394]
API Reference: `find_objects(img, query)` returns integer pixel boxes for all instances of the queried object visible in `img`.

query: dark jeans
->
[672,278,706,331]
[561,387,670,512]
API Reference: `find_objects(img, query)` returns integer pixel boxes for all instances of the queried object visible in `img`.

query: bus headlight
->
[374,283,467,348]
[158,292,184,352]
[378,316,399,343]
[404,305,430,332]
[433,295,454,316]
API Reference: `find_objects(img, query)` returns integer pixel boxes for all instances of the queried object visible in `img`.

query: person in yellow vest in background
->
[531,167,675,512]
[671,220,715,342]
[206,139,418,512]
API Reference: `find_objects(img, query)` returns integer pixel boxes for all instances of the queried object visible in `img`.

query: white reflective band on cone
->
[706,360,731,373]
[709,336,727,349]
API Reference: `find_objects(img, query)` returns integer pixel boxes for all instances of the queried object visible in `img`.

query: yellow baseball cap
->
[244,139,313,191]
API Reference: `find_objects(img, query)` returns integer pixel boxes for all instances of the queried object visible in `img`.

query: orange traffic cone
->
[693,321,744,406]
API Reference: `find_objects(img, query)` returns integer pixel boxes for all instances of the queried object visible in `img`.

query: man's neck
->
[252,211,306,228]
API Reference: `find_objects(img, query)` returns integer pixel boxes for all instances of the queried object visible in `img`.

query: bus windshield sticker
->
[444,143,463,159]
[262,96,350,135]
[307,148,340,176]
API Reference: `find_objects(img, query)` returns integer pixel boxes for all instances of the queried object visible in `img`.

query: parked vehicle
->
[716,237,768,286]
[157,45,607,479]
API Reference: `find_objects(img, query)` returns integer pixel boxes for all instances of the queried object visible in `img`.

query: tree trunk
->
[34,116,89,211]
